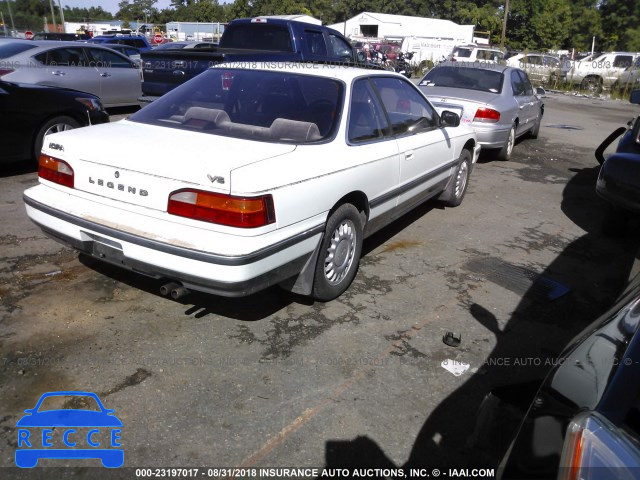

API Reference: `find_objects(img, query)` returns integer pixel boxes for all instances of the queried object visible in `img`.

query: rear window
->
[421,66,504,93]
[0,42,38,59]
[130,68,344,143]
[221,25,293,52]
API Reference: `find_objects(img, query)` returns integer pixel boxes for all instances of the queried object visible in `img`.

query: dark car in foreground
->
[0,80,109,163]
[595,90,640,235]
[497,266,640,478]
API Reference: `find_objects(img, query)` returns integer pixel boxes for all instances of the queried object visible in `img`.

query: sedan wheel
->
[439,149,472,207]
[34,116,80,163]
[580,76,603,95]
[313,204,364,301]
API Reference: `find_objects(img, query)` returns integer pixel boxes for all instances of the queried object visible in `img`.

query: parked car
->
[0,79,108,164]
[566,51,640,94]
[418,62,544,160]
[0,40,142,107]
[594,90,640,235]
[506,53,564,85]
[31,32,91,41]
[24,63,479,301]
[88,34,152,52]
[449,44,504,64]
[152,41,218,50]
[497,266,640,478]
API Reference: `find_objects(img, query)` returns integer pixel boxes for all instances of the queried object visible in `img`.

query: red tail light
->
[167,189,275,228]
[38,154,74,188]
[473,107,501,123]
[0,68,14,77]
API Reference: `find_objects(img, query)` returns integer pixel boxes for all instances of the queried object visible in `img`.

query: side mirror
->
[441,111,460,127]
[630,90,640,105]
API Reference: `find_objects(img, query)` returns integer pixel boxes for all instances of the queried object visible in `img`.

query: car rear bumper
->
[473,124,511,149]
[23,191,323,297]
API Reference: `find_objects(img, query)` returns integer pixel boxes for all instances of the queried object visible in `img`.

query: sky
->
[60,1,175,15]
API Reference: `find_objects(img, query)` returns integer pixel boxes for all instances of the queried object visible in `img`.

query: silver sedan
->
[0,40,141,107]
[418,62,543,160]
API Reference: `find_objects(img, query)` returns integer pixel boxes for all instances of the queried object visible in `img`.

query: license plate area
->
[84,232,126,264]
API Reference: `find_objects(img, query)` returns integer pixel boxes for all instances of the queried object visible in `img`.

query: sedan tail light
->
[39,154,74,188]
[473,107,501,123]
[167,189,275,228]
[0,68,14,77]
[559,412,640,480]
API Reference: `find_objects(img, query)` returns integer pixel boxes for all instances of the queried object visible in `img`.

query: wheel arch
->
[329,190,370,224]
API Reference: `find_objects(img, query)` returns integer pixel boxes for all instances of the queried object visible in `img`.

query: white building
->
[329,12,475,64]
[166,22,225,41]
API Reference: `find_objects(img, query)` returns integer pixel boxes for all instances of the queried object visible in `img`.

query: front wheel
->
[312,204,364,301]
[439,149,472,207]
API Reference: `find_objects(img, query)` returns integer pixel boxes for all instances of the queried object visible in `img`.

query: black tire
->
[580,76,603,95]
[439,149,472,207]
[312,204,364,301]
[496,124,516,161]
[33,115,80,163]
[528,112,542,139]
[602,204,629,237]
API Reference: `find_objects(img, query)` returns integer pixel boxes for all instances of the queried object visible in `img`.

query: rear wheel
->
[34,116,80,163]
[312,204,364,301]
[528,112,542,139]
[439,149,472,207]
[496,124,516,161]
[580,76,603,95]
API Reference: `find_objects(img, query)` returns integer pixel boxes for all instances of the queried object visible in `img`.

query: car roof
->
[435,61,511,73]
[215,61,408,82]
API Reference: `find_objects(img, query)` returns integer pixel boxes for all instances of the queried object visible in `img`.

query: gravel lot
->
[1,92,639,479]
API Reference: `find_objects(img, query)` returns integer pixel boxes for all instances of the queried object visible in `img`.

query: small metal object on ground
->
[443,331,461,347]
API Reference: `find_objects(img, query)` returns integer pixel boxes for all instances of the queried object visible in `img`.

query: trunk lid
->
[43,120,296,211]
[421,86,501,125]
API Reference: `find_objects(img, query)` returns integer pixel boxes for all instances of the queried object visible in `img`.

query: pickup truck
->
[566,51,640,94]
[140,18,359,102]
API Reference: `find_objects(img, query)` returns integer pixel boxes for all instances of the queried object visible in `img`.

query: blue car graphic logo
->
[15,391,123,468]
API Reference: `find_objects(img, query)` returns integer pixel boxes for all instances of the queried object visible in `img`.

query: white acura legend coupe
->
[24,62,479,301]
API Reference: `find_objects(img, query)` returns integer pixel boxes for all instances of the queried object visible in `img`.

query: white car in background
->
[24,63,479,301]
[450,44,504,64]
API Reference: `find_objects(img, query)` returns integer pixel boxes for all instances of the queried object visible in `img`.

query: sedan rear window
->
[0,42,38,59]
[130,68,344,143]
[221,25,293,52]
[422,66,504,94]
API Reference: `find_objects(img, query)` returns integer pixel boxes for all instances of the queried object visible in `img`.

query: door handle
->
[100,72,111,78]
[172,70,185,76]
[51,71,65,76]
[405,150,415,161]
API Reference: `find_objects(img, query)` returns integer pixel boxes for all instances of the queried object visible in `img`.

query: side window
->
[511,70,525,96]
[35,48,88,67]
[87,48,133,68]
[348,78,390,143]
[371,77,437,136]
[133,39,147,49]
[518,71,534,95]
[328,34,353,60]
[304,30,327,56]
[613,55,633,68]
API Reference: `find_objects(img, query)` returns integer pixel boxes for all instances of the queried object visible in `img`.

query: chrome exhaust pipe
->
[170,286,190,299]
[160,282,181,296]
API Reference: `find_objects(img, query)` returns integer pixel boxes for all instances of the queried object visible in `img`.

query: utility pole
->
[58,0,65,31]
[500,0,509,48]
[5,0,15,31]
[49,0,57,32]
[1,11,7,36]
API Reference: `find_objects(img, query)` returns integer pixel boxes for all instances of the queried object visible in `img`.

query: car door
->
[347,78,401,218]
[370,76,455,207]
[85,46,141,106]
[510,69,534,135]
[32,47,100,97]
